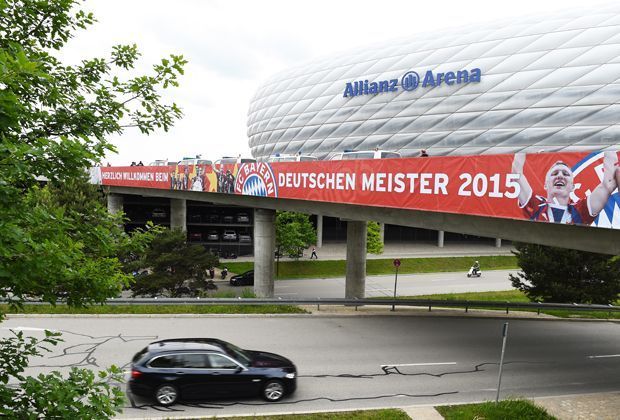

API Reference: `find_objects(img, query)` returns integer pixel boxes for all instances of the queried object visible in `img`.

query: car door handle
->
[175,371,185,374]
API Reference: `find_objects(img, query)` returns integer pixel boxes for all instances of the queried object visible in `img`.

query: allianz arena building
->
[247,4,620,160]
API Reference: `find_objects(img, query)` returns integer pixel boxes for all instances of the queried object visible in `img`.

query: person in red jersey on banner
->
[512,151,618,225]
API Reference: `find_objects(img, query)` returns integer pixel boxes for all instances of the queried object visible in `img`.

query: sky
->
[63,0,602,165]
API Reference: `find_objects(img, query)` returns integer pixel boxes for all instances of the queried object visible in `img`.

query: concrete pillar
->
[254,208,276,298]
[437,230,445,248]
[495,237,502,248]
[170,199,186,232]
[379,222,385,244]
[107,193,123,214]
[316,214,323,248]
[345,221,367,299]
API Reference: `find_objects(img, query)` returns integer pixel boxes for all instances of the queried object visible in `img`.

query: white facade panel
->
[247,5,620,160]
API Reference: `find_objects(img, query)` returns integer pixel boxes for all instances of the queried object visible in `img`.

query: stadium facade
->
[247,4,620,160]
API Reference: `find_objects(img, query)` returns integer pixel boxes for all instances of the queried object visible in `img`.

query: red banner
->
[96,151,620,229]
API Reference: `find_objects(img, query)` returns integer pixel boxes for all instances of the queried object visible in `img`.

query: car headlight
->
[285,372,296,379]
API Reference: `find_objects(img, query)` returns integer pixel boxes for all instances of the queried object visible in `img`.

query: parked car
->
[206,230,219,241]
[222,230,237,241]
[151,208,167,219]
[217,156,257,165]
[222,215,234,223]
[189,214,201,223]
[267,153,318,162]
[178,158,213,166]
[238,233,252,243]
[236,212,250,223]
[207,214,219,223]
[328,149,401,160]
[229,270,254,286]
[188,232,202,242]
[128,338,296,406]
[149,159,169,166]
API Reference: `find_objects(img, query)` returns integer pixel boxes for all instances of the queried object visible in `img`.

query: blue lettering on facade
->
[342,67,482,98]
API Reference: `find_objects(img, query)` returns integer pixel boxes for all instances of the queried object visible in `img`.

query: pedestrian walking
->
[310,247,318,259]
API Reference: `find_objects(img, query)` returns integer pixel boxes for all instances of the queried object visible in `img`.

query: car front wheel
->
[154,383,179,406]
[262,379,285,402]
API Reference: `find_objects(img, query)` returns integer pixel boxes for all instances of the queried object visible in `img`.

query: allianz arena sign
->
[343,67,482,98]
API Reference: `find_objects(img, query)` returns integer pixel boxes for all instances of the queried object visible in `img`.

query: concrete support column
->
[316,214,323,248]
[379,222,385,244]
[254,208,276,298]
[437,230,445,248]
[345,221,367,299]
[495,237,502,248]
[107,193,123,214]
[170,198,186,232]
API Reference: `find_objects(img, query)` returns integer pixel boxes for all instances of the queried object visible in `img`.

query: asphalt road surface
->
[2,315,618,418]
[269,269,517,298]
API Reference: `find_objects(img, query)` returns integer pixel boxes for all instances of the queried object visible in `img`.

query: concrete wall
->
[106,186,620,255]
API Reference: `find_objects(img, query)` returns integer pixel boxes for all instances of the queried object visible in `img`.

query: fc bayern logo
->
[234,162,278,198]
[572,151,620,228]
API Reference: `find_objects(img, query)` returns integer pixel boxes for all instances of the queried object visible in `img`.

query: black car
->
[128,338,296,406]
[229,270,254,286]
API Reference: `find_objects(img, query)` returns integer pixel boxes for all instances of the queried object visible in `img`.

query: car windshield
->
[224,342,252,366]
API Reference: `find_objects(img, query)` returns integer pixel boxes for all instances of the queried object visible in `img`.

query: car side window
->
[180,353,210,369]
[149,354,183,368]
[207,354,238,369]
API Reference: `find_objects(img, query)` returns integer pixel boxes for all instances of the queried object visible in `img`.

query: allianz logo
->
[343,68,481,98]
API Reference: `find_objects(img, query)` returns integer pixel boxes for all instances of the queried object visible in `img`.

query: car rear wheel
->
[262,379,285,402]
[154,384,178,406]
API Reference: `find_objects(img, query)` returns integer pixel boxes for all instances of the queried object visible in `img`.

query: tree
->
[130,229,219,297]
[510,243,620,304]
[1,0,185,306]
[275,211,317,259]
[367,221,384,254]
[0,330,125,419]
[0,0,186,416]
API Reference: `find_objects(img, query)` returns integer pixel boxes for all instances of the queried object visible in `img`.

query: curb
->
[5,307,619,322]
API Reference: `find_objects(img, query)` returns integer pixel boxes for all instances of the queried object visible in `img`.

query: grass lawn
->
[227,409,410,419]
[224,255,517,279]
[402,290,620,319]
[436,399,556,419]
[1,304,307,315]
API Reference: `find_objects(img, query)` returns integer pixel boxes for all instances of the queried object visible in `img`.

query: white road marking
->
[381,362,457,367]
[1,326,55,332]
[588,354,620,359]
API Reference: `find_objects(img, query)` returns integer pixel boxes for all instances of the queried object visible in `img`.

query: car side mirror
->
[235,366,243,374]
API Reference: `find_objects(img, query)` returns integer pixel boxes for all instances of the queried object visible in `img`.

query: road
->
[267,269,517,298]
[2,315,618,418]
